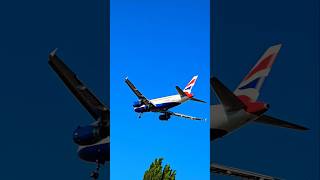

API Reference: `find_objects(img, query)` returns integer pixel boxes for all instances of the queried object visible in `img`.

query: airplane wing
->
[211,77,245,112]
[165,111,204,121]
[125,77,155,108]
[48,49,109,126]
[254,115,308,131]
[211,163,281,180]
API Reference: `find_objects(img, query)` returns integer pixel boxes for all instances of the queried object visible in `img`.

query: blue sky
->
[0,0,109,179]
[211,0,319,179]
[110,0,210,179]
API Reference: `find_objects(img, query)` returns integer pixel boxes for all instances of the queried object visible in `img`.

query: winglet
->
[50,48,58,57]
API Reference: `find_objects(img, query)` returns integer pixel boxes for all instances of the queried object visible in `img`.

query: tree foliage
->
[143,158,176,180]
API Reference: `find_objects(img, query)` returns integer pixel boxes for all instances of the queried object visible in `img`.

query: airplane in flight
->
[49,49,109,180]
[210,44,308,179]
[125,76,206,121]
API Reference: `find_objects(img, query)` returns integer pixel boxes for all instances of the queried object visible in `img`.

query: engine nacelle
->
[159,114,170,120]
[134,105,150,113]
[78,141,110,164]
[133,100,143,107]
[73,125,102,146]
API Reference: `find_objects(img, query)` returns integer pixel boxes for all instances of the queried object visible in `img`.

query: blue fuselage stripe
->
[134,102,180,112]
[154,102,180,110]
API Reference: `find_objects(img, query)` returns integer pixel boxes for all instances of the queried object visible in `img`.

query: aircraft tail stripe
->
[234,44,282,101]
[238,77,261,90]
[244,54,276,80]
[187,79,196,86]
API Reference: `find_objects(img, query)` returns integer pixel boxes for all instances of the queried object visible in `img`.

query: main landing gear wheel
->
[90,160,101,180]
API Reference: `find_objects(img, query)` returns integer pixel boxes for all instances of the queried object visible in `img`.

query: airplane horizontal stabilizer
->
[211,163,281,180]
[211,77,245,112]
[190,97,206,103]
[254,115,308,131]
[176,86,206,103]
[175,86,186,97]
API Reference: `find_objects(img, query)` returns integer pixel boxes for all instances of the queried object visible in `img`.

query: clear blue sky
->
[0,0,109,179]
[110,0,210,179]
[211,0,319,179]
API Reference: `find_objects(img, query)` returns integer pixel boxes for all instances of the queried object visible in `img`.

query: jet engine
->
[134,105,151,113]
[133,100,143,107]
[73,125,107,146]
[159,113,171,120]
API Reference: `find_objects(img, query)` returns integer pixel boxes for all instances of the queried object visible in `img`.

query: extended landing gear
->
[138,113,142,118]
[90,160,101,180]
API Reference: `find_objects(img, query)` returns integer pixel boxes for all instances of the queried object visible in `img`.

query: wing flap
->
[211,163,281,180]
[48,50,108,124]
[254,115,308,131]
[211,77,245,112]
[166,111,204,121]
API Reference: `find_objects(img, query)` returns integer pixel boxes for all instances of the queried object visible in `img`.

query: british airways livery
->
[125,76,206,121]
[49,49,109,180]
[210,44,308,179]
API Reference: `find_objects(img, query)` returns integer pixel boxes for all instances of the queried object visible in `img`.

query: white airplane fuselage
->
[134,94,189,113]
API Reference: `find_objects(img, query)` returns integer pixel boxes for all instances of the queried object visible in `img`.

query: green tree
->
[143,158,176,180]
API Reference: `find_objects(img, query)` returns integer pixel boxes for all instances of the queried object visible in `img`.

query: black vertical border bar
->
[209,0,213,173]
[104,0,110,178]
[107,0,110,178]
[316,0,320,178]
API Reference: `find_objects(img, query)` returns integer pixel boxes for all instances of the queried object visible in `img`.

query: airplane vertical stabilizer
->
[183,75,198,95]
[234,44,282,101]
